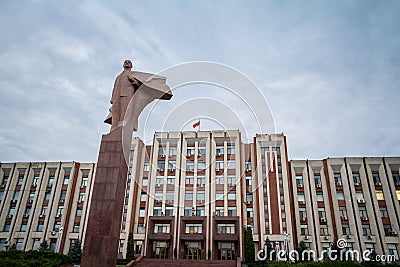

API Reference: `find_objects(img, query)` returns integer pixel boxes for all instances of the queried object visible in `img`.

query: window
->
[169,147,177,156]
[29,192,35,201]
[228,207,237,216]
[186,161,194,171]
[153,207,162,216]
[3,222,11,232]
[48,175,55,187]
[362,224,371,236]
[246,193,253,203]
[227,145,235,154]
[320,225,328,236]
[79,193,85,202]
[57,206,64,216]
[246,176,252,186]
[166,191,174,203]
[32,174,39,187]
[297,192,305,202]
[342,224,350,235]
[216,176,224,184]
[393,173,400,185]
[359,206,368,219]
[227,160,236,169]
[197,192,205,201]
[197,176,205,186]
[168,161,176,171]
[216,190,224,200]
[185,223,202,234]
[334,173,342,185]
[167,176,175,184]
[8,206,15,216]
[73,222,80,233]
[1,175,9,186]
[142,178,148,186]
[336,191,345,200]
[216,146,224,156]
[154,191,163,201]
[198,146,206,156]
[227,176,236,185]
[165,207,174,216]
[0,191,3,201]
[76,207,82,217]
[372,173,381,184]
[139,208,145,217]
[184,207,192,216]
[197,161,206,170]
[157,161,165,171]
[247,208,253,218]
[318,208,326,219]
[41,206,47,215]
[158,147,166,157]
[24,206,31,216]
[37,221,44,232]
[396,190,400,201]
[217,223,235,234]
[140,193,147,202]
[376,190,384,200]
[81,177,88,187]
[16,238,24,250]
[53,221,61,232]
[45,191,51,200]
[353,173,361,185]
[187,147,195,156]
[12,191,19,201]
[300,225,309,235]
[299,207,307,220]
[227,191,236,200]
[185,176,194,185]
[154,223,170,233]
[316,192,324,202]
[143,163,150,172]
[383,224,392,236]
[272,146,281,155]
[296,175,304,187]
[63,175,69,185]
[314,174,322,186]
[216,161,224,171]
[32,238,41,250]
[196,206,205,216]
[185,191,193,200]
[388,244,399,261]
[60,190,67,201]
[17,175,24,186]
[379,207,389,218]
[339,206,347,218]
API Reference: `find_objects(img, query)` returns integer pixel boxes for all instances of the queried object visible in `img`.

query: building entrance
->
[152,241,169,259]
[218,242,235,260]
[185,241,201,260]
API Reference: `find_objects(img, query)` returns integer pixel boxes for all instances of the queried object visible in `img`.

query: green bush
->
[0,249,72,267]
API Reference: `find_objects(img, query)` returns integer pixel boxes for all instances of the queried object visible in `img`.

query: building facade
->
[0,131,399,261]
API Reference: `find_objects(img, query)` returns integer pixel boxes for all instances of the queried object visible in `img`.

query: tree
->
[68,239,82,263]
[244,227,255,266]
[126,233,135,261]
[38,240,50,251]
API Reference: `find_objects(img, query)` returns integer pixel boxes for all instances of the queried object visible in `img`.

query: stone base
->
[81,127,128,267]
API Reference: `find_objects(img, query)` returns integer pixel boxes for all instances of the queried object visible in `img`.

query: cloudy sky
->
[0,0,399,162]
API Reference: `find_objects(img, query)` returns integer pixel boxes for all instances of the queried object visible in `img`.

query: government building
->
[0,130,399,262]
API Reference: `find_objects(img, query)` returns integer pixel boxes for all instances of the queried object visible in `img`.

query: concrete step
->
[134,258,236,267]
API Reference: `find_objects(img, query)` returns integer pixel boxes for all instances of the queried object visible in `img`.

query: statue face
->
[123,60,132,69]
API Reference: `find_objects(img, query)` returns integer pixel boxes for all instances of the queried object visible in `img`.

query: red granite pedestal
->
[81,127,128,267]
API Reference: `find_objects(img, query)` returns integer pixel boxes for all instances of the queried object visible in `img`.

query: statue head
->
[123,59,132,70]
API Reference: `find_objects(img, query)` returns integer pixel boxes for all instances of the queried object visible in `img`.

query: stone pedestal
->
[81,127,128,267]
